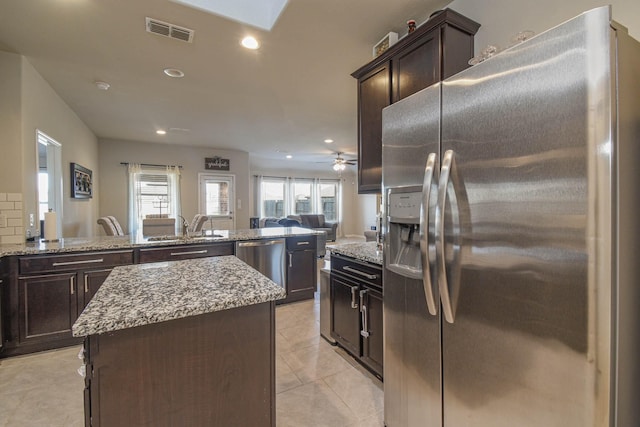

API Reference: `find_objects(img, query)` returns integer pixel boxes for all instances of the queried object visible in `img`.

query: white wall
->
[20,57,99,238]
[446,0,640,55]
[98,139,250,234]
[0,52,99,240]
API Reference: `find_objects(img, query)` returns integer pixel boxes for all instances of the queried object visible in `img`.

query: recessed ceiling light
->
[94,81,110,90]
[286,155,292,159]
[156,130,167,135]
[241,36,260,50]
[163,68,185,78]
[324,139,334,143]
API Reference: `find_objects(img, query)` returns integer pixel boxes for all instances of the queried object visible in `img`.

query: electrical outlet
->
[29,213,35,227]
[0,214,7,228]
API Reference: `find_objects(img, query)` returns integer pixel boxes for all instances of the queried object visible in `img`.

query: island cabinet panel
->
[84,301,276,427]
[283,235,317,304]
[351,9,479,194]
[138,242,234,263]
[330,254,383,379]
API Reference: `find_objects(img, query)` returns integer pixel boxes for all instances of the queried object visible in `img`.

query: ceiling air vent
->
[145,17,194,43]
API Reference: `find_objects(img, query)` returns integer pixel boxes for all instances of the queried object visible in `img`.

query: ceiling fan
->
[331,152,357,171]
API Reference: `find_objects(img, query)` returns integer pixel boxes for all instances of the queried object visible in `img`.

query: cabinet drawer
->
[139,242,234,263]
[287,235,316,251]
[331,254,382,289]
[19,250,134,274]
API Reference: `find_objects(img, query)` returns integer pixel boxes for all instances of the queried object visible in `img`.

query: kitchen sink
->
[146,234,224,242]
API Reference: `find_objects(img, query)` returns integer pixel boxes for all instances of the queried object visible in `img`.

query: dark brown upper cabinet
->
[352,9,480,194]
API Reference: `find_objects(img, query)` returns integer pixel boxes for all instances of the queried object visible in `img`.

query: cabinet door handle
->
[170,250,207,256]
[53,258,104,267]
[350,286,358,309]
[296,241,310,246]
[84,275,89,293]
[70,276,75,295]
[289,253,293,268]
[360,290,370,337]
[343,266,377,280]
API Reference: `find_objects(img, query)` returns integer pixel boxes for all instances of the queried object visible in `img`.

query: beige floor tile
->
[323,364,384,419]
[276,380,359,427]
[282,344,353,384]
[0,283,383,426]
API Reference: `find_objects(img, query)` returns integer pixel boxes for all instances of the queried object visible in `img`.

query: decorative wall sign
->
[71,163,93,199]
[205,156,230,171]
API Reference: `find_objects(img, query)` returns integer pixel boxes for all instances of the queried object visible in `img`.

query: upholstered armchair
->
[295,214,338,241]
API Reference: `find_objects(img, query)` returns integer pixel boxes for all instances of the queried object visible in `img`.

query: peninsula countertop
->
[0,227,320,258]
[328,241,383,265]
[72,255,286,337]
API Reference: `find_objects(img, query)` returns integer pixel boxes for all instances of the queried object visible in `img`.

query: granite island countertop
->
[0,226,320,258]
[329,241,383,265]
[72,255,286,337]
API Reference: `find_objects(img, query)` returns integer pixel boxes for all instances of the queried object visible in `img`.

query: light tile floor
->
[0,292,383,427]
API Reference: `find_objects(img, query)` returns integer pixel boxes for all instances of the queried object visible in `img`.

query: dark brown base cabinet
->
[3,250,134,356]
[330,254,383,378]
[1,238,314,357]
[283,235,317,304]
[352,9,480,193]
[83,302,276,427]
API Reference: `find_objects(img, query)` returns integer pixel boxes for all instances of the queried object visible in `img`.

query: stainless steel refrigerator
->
[381,6,640,427]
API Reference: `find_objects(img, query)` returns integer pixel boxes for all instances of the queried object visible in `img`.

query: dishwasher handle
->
[237,239,285,248]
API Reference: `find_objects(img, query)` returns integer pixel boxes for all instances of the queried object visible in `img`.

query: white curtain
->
[127,163,142,236]
[255,175,264,217]
[166,165,182,234]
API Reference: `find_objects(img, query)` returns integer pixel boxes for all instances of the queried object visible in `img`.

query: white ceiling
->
[0,0,448,169]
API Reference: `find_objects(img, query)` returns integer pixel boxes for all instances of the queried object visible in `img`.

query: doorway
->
[198,173,235,230]
[36,130,62,237]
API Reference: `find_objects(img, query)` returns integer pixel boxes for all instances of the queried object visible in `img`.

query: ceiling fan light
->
[333,163,345,171]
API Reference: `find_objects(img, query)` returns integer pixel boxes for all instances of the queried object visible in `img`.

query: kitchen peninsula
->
[72,255,284,426]
[0,227,319,357]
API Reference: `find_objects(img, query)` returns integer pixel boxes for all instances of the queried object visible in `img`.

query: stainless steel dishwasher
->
[235,239,286,289]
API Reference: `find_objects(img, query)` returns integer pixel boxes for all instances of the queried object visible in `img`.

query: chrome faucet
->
[177,215,189,237]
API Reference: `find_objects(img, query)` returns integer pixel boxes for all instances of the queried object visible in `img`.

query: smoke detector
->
[145,17,194,43]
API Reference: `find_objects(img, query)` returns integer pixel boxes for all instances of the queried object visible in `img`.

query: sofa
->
[288,214,337,241]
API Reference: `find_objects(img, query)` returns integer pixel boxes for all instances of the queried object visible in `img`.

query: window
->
[260,177,286,217]
[128,165,181,235]
[292,179,313,215]
[256,176,341,223]
[318,181,338,222]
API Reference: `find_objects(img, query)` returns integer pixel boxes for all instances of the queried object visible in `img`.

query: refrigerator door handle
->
[436,149,456,323]
[420,152,438,315]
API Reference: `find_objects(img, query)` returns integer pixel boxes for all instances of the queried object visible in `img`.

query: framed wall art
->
[71,162,93,199]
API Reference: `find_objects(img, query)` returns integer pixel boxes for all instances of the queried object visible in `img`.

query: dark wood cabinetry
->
[18,272,77,345]
[352,9,479,193]
[331,274,361,356]
[4,250,133,356]
[83,302,276,426]
[284,236,317,304]
[138,242,234,263]
[330,254,383,378]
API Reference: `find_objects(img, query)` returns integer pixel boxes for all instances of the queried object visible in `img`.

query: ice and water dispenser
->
[386,186,424,280]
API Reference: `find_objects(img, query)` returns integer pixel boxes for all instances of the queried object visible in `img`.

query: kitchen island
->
[0,227,319,357]
[73,255,285,427]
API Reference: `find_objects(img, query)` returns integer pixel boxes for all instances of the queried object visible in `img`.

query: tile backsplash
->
[0,192,24,244]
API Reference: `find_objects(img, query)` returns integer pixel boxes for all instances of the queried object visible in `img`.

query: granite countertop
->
[0,227,320,258]
[329,241,383,265]
[72,255,286,337]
